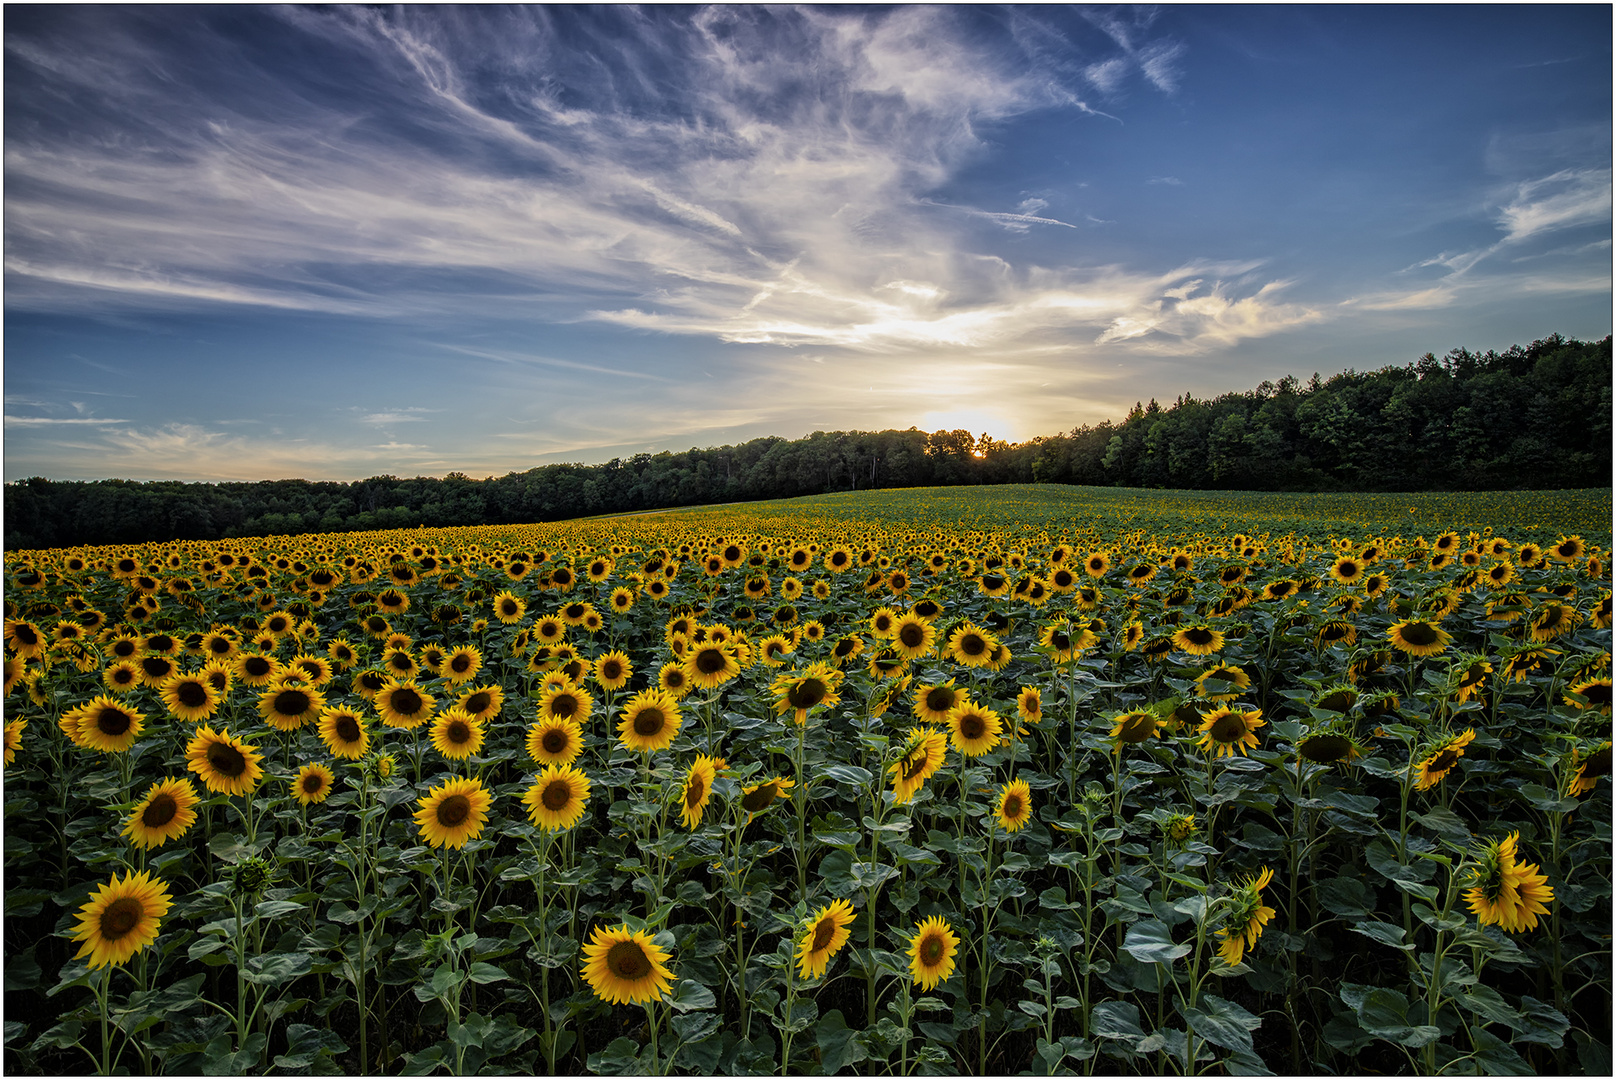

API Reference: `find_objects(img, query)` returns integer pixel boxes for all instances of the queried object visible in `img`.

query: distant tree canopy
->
[5,334,1609,550]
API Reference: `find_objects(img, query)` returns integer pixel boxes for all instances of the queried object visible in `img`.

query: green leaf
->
[1353,988,1441,1048]
[272,1023,348,1070]
[1316,877,1375,920]
[1457,984,1522,1028]
[1412,806,1470,840]
[1517,996,1569,1048]
[467,962,509,985]
[1182,994,1262,1054]
[815,1009,869,1074]
[667,979,716,1013]
[255,899,307,919]
[1349,921,1414,951]
[671,1010,721,1045]
[818,764,872,786]
[1122,920,1191,966]
[1090,1000,1146,1047]
[1469,1029,1533,1074]
[587,1036,644,1076]
[243,951,312,987]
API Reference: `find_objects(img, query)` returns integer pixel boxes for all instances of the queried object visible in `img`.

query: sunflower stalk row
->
[2,499,1610,1075]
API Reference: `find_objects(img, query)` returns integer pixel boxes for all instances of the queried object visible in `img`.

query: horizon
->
[5,6,1611,484]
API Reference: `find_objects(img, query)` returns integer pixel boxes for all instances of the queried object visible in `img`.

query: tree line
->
[4,333,1608,550]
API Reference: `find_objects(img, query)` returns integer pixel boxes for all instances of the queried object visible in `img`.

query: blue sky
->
[5,5,1610,482]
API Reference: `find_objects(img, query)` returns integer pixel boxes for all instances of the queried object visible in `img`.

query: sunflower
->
[1413,729,1476,790]
[890,727,947,805]
[414,776,492,850]
[945,622,999,668]
[439,645,482,686]
[1173,625,1225,656]
[1194,664,1251,702]
[682,643,741,689]
[376,679,436,730]
[617,689,683,754]
[1465,833,1554,933]
[1314,618,1358,649]
[580,924,674,1006]
[1386,619,1451,658]
[739,776,794,823]
[1196,707,1265,759]
[432,688,493,732]
[522,763,592,832]
[1215,867,1276,967]
[186,725,264,796]
[292,762,336,806]
[1549,536,1586,563]
[3,717,24,767]
[318,706,371,760]
[489,590,527,625]
[1109,709,1158,749]
[122,777,200,850]
[886,612,936,661]
[76,696,146,754]
[258,680,325,732]
[4,619,46,660]
[679,754,718,829]
[796,898,856,979]
[524,714,582,767]
[1295,724,1364,765]
[234,652,283,689]
[1528,602,1579,643]
[430,708,486,761]
[1016,686,1042,726]
[770,663,844,724]
[1568,742,1611,796]
[947,702,1003,757]
[533,681,591,729]
[593,650,632,692]
[908,916,960,991]
[1084,552,1110,578]
[995,779,1034,832]
[70,869,173,970]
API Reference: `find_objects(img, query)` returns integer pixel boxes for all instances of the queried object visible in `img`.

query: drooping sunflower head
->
[1194,664,1251,703]
[1413,728,1476,791]
[739,776,795,821]
[1173,625,1225,656]
[1528,602,1580,643]
[1295,721,1364,765]
[1568,741,1612,796]
[1215,866,1276,967]
[1109,709,1158,749]
[679,754,718,829]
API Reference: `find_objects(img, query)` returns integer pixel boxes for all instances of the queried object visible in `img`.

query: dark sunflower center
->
[464,692,490,713]
[302,773,325,794]
[633,708,666,737]
[607,940,651,980]
[171,680,208,707]
[1050,632,1072,651]
[446,720,472,744]
[926,688,956,712]
[100,897,143,940]
[1300,734,1352,763]
[958,713,985,740]
[1118,714,1155,743]
[551,694,578,719]
[541,780,572,811]
[601,661,622,680]
[1184,628,1215,646]
[275,690,311,716]
[113,668,136,685]
[959,634,986,656]
[1401,623,1440,646]
[141,657,173,678]
[899,750,928,781]
[812,918,836,951]
[741,784,777,812]
[390,689,423,715]
[335,716,361,743]
[208,742,246,777]
[695,649,726,674]
[501,600,519,616]
[1586,746,1612,776]
[1210,714,1248,743]
[436,794,471,827]
[1317,692,1355,713]
[450,655,473,673]
[789,680,827,709]
[685,775,706,808]
[920,936,945,965]
[142,794,178,828]
[1003,795,1024,819]
[97,708,133,736]
[244,656,272,677]
[1427,749,1460,773]
[899,624,925,648]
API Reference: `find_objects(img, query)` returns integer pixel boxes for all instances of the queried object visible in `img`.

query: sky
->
[4,4,1611,483]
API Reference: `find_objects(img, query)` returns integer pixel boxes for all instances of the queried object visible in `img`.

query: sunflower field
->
[2,484,1611,1076]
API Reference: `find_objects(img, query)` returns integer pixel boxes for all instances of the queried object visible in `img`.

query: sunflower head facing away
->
[1215,867,1275,967]
[1464,832,1554,933]
[770,663,844,725]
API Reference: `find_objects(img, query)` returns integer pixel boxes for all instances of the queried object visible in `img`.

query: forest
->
[4,333,1608,550]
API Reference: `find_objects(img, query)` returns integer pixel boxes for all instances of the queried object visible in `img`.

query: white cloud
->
[1498,168,1612,243]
